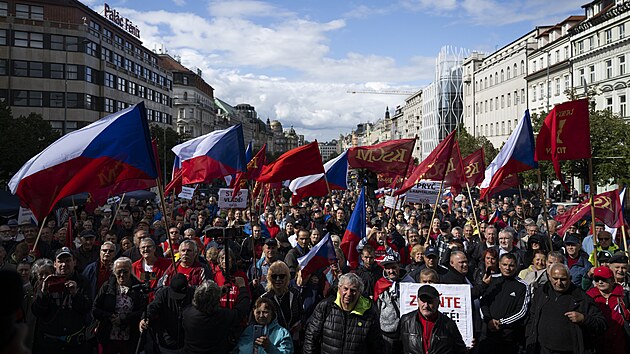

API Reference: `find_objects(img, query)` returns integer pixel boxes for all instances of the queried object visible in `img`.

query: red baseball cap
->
[593,266,614,279]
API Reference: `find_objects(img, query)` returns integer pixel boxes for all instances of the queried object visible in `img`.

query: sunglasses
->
[599,238,611,241]
[271,274,287,280]
[593,277,609,283]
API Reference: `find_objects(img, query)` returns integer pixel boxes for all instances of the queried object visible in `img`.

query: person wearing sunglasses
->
[586,266,630,354]
[92,257,144,354]
[261,261,303,350]
[82,241,116,300]
[588,231,620,266]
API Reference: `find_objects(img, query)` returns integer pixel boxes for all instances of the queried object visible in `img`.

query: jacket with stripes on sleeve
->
[480,273,530,339]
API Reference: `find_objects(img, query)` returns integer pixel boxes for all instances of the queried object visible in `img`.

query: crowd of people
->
[1,187,630,354]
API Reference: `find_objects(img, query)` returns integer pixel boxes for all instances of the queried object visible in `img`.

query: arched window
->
[490,74,493,86]
[514,63,518,76]
[507,66,511,79]
[183,91,188,100]
[521,60,525,75]
[500,69,504,82]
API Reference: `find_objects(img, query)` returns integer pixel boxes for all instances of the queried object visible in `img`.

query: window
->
[606,97,613,111]
[134,63,141,77]
[501,95,505,109]
[101,47,111,62]
[506,67,511,80]
[16,4,43,20]
[49,92,63,107]
[85,94,94,110]
[65,36,78,51]
[490,74,493,86]
[578,41,584,54]
[0,59,6,75]
[532,86,536,101]
[103,28,112,39]
[514,64,518,76]
[605,29,612,44]
[66,65,78,80]
[66,93,79,108]
[117,77,126,91]
[113,53,122,67]
[490,98,493,111]
[606,59,612,78]
[85,41,97,56]
[0,29,6,45]
[619,55,626,75]
[521,89,525,103]
[501,122,505,135]
[555,78,561,95]
[507,120,512,133]
[50,35,64,50]
[147,88,154,101]
[128,81,136,95]
[620,24,626,39]
[490,123,494,136]
[588,36,594,50]
[564,46,569,59]
[564,75,570,92]
[89,21,100,33]
[125,58,132,72]
[507,93,511,107]
[521,61,525,75]
[138,85,145,98]
[12,61,27,76]
[104,73,115,88]
[29,91,42,106]
[14,31,42,48]
[85,67,93,83]
[579,68,585,85]
[539,84,544,100]
[29,62,43,77]
[104,98,114,112]
[500,70,504,82]
[114,35,123,47]
[620,95,627,117]
[589,65,595,83]
[116,101,126,111]
[555,50,560,63]
[514,90,518,105]
[12,90,27,106]
[0,2,7,17]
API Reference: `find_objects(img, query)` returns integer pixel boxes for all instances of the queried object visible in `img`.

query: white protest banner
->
[178,186,196,200]
[384,195,396,209]
[218,188,248,209]
[404,180,441,204]
[400,283,473,347]
[18,207,38,225]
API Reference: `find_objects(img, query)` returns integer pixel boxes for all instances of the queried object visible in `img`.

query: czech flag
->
[298,233,337,277]
[171,125,247,185]
[289,151,348,205]
[340,187,366,269]
[480,110,538,200]
[8,102,158,221]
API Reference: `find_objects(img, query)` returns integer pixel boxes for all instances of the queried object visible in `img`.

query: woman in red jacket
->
[586,266,630,354]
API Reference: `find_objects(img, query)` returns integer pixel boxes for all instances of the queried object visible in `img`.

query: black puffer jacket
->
[92,276,144,344]
[400,310,468,354]
[303,294,382,354]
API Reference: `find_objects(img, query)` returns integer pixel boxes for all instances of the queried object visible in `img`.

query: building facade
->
[318,140,338,161]
[0,0,173,133]
[570,0,629,119]
[399,90,423,160]
[421,46,467,158]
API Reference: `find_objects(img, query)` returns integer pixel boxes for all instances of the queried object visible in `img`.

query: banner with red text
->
[348,138,415,175]
[399,283,473,347]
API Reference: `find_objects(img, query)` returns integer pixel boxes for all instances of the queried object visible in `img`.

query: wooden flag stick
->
[30,215,48,255]
[466,183,480,233]
[427,180,445,246]
[538,169,555,252]
[621,225,629,263]
[109,192,126,231]
[587,158,599,267]
[156,178,177,271]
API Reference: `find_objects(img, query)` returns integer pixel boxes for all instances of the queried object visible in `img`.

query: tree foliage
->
[0,102,60,187]
[456,124,499,166]
[149,124,187,182]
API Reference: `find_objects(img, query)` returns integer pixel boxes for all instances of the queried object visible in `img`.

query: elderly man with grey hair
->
[498,227,526,271]
[182,278,250,354]
[304,273,383,354]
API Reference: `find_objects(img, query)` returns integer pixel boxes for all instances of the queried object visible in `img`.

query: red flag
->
[164,169,183,196]
[395,130,457,196]
[151,139,163,184]
[348,138,415,175]
[377,171,400,188]
[443,141,466,194]
[556,190,624,236]
[535,99,591,191]
[462,148,486,187]
[257,142,324,183]
[233,144,267,196]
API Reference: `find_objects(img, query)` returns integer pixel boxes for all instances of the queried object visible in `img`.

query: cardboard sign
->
[178,186,196,200]
[404,180,441,204]
[400,283,474,347]
[218,188,248,209]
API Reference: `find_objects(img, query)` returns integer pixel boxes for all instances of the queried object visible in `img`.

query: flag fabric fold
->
[257,141,324,183]
[347,138,415,175]
[233,144,267,196]
[297,233,338,277]
[480,110,538,200]
[535,99,591,191]
[395,130,457,196]
[171,125,247,185]
[556,190,625,236]
[462,148,486,187]
[289,151,348,205]
[443,141,466,195]
[340,188,366,269]
[8,102,158,220]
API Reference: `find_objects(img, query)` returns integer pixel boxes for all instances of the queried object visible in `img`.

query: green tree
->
[456,124,499,165]
[150,124,187,182]
[0,102,60,187]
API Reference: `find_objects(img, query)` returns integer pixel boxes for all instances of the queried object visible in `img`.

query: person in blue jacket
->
[233,297,293,354]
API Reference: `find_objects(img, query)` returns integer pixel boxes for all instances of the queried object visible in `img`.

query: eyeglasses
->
[271,274,287,280]
[101,249,115,253]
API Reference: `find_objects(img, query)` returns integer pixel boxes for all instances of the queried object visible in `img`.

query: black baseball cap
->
[424,247,439,258]
[608,252,629,264]
[79,230,97,238]
[417,285,440,301]
[168,273,189,300]
[564,235,580,245]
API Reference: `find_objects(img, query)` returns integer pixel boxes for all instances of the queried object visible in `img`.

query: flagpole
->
[156,178,177,271]
[588,157,599,267]
[393,142,417,215]
[247,181,259,281]
[621,225,629,263]
[30,215,48,256]
[537,169,554,252]
[466,183,480,233]
[109,192,126,231]
[71,196,79,225]
[430,180,445,229]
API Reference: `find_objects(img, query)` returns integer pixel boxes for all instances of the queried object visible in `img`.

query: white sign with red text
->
[399,283,473,347]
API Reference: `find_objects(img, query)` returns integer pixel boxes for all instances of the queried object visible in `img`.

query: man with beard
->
[373,254,414,353]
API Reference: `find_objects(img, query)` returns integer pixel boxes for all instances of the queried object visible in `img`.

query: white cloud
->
[172,0,186,6]
[207,0,294,18]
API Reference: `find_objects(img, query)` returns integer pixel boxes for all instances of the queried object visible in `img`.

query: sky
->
[85,0,585,141]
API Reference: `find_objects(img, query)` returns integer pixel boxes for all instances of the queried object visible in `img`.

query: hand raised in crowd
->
[254,335,270,349]
[139,318,149,332]
[65,280,78,295]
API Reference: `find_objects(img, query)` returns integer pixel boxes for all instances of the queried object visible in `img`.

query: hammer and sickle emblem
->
[594,196,612,211]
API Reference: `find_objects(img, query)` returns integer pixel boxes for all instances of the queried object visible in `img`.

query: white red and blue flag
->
[289,151,348,205]
[298,233,337,277]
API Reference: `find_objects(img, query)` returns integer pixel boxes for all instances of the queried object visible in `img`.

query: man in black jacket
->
[479,253,530,354]
[354,245,381,298]
[303,273,382,354]
[400,285,467,354]
[140,273,194,354]
[525,263,606,354]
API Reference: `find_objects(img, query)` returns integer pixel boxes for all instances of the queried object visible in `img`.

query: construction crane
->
[347,89,417,95]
